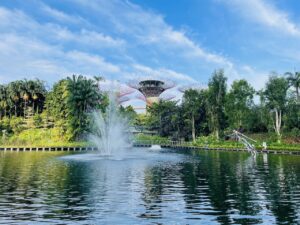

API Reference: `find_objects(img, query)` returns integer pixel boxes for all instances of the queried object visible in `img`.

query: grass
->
[1,129,299,151]
[136,133,300,151]
[0,128,89,147]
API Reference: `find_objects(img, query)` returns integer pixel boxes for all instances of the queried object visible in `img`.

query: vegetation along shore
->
[0,70,299,151]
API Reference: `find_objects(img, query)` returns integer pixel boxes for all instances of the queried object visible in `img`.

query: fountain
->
[89,94,132,156]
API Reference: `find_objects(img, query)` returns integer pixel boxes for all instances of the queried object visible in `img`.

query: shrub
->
[33,114,43,128]
[10,116,25,134]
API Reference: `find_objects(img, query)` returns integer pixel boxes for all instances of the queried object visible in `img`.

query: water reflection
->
[0,150,299,224]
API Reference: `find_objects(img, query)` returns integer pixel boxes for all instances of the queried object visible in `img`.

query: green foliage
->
[135,134,169,143]
[0,79,46,118]
[119,105,137,124]
[147,100,179,138]
[33,114,43,128]
[10,116,24,134]
[206,69,227,139]
[285,71,300,101]
[226,79,255,130]
[0,128,88,147]
[195,135,220,145]
[0,71,299,149]
[182,89,207,142]
[261,75,289,142]
[46,75,105,141]
[262,75,289,110]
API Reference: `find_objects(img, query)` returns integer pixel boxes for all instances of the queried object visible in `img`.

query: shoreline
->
[0,143,300,155]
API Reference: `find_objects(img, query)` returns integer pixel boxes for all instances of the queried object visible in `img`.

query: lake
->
[0,148,299,224]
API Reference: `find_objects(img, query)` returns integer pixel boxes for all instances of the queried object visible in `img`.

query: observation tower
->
[128,79,175,106]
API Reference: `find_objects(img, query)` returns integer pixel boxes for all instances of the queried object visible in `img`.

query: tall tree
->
[226,79,255,130]
[285,71,300,102]
[66,75,103,139]
[0,85,8,119]
[182,89,206,142]
[261,75,289,142]
[147,100,179,137]
[7,81,23,117]
[206,69,227,139]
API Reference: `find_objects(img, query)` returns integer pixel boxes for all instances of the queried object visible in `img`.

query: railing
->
[230,130,257,155]
[133,140,194,147]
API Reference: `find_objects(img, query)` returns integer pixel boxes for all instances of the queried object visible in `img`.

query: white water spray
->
[89,94,131,156]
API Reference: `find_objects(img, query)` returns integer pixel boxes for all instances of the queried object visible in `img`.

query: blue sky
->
[0,0,300,92]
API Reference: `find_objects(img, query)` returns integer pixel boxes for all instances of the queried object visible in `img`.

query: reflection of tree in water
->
[183,151,263,224]
[140,167,163,218]
[151,150,300,225]
[0,152,93,222]
[141,163,184,219]
[190,151,300,224]
[258,155,300,225]
[2,150,299,224]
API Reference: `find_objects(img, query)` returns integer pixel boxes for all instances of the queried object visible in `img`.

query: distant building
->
[128,79,175,106]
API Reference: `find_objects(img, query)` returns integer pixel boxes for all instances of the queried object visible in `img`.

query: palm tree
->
[31,79,46,113]
[93,75,104,92]
[0,85,8,119]
[65,75,102,139]
[285,71,300,101]
[7,81,23,117]
[21,80,31,118]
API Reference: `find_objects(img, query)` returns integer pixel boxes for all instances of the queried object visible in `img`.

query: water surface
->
[0,149,299,224]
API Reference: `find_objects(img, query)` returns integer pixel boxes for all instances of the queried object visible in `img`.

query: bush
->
[195,135,220,145]
[10,116,25,134]
[33,114,43,128]
[0,128,88,147]
[135,134,168,143]
[290,128,300,138]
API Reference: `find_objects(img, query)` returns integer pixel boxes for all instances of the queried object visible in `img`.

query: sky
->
[0,0,300,98]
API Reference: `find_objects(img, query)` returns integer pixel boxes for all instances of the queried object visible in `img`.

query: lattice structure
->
[128,79,175,106]
[135,93,175,106]
[100,81,134,105]
[118,96,130,104]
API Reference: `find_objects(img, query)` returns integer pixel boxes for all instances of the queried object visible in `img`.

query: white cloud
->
[223,0,300,37]
[0,34,121,83]
[130,64,196,83]
[66,51,120,73]
[0,7,124,49]
[55,28,125,47]
[73,0,234,67]
[0,0,273,99]
[41,3,84,24]
[237,65,269,90]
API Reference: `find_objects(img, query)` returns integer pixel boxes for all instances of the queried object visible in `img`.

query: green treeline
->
[139,70,299,144]
[0,75,110,145]
[0,70,299,146]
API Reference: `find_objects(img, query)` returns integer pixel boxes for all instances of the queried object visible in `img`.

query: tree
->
[206,69,227,139]
[47,75,104,140]
[182,89,206,142]
[147,100,179,137]
[119,105,137,124]
[0,85,8,119]
[7,81,23,117]
[225,80,255,130]
[285,71,300,102]
[45,79,69,136]
[261,75,289,142]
